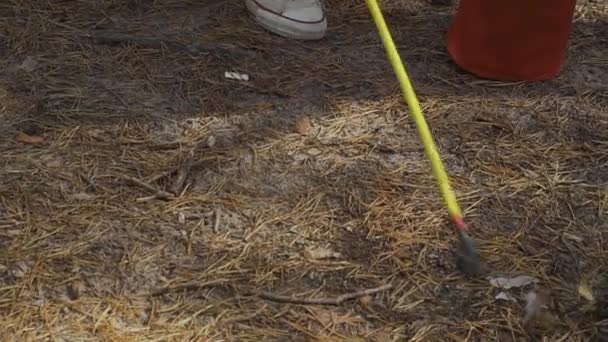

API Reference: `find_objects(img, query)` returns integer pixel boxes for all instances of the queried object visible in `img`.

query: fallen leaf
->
[18,56,38,72]
[295,115,312,135]
[495,291,517,302]
[489,275,538,289]
[16,132,44,145]
[523,290,550,326]
[578,282,595,301]
[303,246,341,260]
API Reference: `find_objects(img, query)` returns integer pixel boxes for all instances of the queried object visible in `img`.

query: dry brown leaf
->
[295,115,312,135]
[303,246,341,260]
[16,132,44,145]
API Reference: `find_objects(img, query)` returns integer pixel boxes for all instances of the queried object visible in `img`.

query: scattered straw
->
[0,0,607,340]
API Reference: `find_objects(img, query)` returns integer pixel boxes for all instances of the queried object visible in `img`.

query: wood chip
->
[16,132,44,145]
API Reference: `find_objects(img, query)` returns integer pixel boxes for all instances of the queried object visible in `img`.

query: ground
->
[1,0,607,341]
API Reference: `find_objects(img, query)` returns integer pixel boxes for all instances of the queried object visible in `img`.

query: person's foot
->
[245,0,326,40]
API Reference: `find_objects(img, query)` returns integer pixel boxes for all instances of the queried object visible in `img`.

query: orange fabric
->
[446,0,577,81]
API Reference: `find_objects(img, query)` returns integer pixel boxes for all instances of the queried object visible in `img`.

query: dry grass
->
[1,0,608,340]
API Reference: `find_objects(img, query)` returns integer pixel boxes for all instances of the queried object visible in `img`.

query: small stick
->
[169,148,195,195]
[253,284,392,306]
[149,279,228,296]
[121,175,174,201]
[213,208,221,233]
[146,169,176,184]
[135,193,172,202]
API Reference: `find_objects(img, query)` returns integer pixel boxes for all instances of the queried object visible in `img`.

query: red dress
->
[446,0,578,81]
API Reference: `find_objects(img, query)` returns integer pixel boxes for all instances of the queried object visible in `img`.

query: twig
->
[146,169,177,184]
[149,279,228,296]
[253,284,392,306]
[213,208,221,233]
[169,148,196,195]
[121,175,160,193]
[121,175,174,201]
[135,194,172,202]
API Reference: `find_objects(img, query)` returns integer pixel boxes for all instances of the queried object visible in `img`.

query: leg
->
[245,0,327,40]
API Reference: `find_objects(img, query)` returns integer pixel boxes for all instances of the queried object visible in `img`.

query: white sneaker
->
[245,0,327,40]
